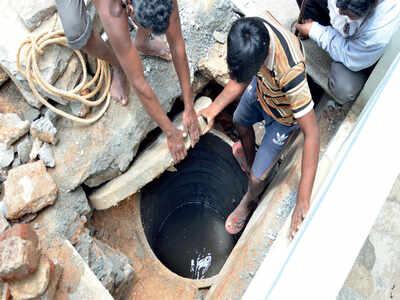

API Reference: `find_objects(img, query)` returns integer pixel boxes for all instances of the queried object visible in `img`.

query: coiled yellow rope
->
[17,30,111,124]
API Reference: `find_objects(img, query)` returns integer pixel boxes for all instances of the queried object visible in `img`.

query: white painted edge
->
[242,54,400,300]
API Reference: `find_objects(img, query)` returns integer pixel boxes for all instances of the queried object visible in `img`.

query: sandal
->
[225,210,249,235]
[232,141,250,176]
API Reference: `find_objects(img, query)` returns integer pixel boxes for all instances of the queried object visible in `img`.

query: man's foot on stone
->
[136,35,172,61]
[225,204,250,235]
[233,141,250,177]
[110,66,129,106]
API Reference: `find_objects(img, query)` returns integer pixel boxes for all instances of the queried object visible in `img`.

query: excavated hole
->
[140,133,248,279]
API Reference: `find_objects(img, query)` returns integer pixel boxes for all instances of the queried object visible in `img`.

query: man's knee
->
[328,62,370,104]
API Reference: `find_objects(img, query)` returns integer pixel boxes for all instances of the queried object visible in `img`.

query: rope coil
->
[17,30,111,124]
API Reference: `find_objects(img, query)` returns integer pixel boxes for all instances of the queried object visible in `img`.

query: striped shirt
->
[256,13,313,126]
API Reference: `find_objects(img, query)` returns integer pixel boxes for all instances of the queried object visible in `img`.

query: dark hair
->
[133,0,173,35]
[227,17,270,83]
[336,0,376,17]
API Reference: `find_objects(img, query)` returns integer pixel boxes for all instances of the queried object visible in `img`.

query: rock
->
[213,31,226,44]
[0,113,30,148]
[9,255,51,299]
[0,213,10,235]
[48,0,238,192]
[198,42,230,87]
[30,138,43,161]
[43,55,83,106]
[0,4,72,108]
[0,282,11,300]
[75,232,134,299]
[34,260,62,300]
[16,135,33,164]
[11,0,57,32]
[0,169,8,183]
[38,143,55,168]
[0,67,8,87]
[11,156,22,169]
[89,97,211,210]
[43,108,59,123]
[0,144,14,169]
[192,71,211,95]
[3,160,58,220]
[30,117,57,145]
[0,224,40,281]
[70,101,90,118]
[0,80,40,122]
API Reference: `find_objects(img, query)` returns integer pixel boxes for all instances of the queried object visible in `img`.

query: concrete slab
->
[89,97,212,210]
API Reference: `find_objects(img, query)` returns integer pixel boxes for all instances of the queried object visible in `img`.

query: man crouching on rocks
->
[199,16,320,238]
[56,0,201,163]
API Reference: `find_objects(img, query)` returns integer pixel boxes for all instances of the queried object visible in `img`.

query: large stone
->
[9,255,51,300]
[0,80,40,122]
[0,144,14,169]
[30,117,57,145]
[33,260,62,300]
[49,0,238,192]
[0,67,8,87]
[89,97,211,210]
[0,113,30,148]
[0,224,40,282]
[0,4,72,108]
[12,0,56,32]
[4,160,58,220]
[198,42,229,87]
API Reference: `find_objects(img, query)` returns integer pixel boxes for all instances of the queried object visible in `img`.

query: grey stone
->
[38,143,55,168]
[0,113,30,148]
[355,237,376,272]
[0,5,72,108]
[337,286,366,300]
[69,101,90,118]
[0,80,40,122]
[0,67,8,87]
[30,138,43,161]
[12,0,57,31]
[16,135,33,164]
[0,144,14,169]
[213,31,226,44]
[30,117,57,145]
[43,107,60,122]
[49,0,238,192]
[89,97,211,210]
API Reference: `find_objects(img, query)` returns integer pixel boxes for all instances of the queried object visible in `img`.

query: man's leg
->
[328,62,374,105]
[56,0,129,105]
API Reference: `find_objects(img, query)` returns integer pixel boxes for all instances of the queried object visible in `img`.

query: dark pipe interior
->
[141,133,248,279]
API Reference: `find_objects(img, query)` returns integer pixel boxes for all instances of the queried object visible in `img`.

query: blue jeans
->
[233,77,298,180]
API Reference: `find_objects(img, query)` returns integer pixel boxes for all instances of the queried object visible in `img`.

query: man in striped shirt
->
[199,15,320,238]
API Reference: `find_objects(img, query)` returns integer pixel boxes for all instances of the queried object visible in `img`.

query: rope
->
[16,30,111,124]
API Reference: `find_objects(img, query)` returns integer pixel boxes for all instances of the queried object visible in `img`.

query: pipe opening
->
[140,133,248,279]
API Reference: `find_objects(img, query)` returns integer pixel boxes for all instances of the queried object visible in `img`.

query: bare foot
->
[135,35,172,61]
[225,203,251,235]
[110,66,129,105]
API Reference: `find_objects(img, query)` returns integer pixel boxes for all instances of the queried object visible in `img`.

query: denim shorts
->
[233,77,298,181]
[56,0,93,50]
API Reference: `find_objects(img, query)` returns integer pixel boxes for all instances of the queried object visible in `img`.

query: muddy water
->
[154,203,235,279]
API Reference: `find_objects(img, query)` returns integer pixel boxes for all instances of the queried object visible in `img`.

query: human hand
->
[290,197,310,240]
[197,106,217,134]
[183,106,201,148]
[167,127,187,164]
[295,19,313,39]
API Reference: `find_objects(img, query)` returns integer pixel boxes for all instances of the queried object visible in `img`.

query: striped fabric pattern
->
[256,13,313,126]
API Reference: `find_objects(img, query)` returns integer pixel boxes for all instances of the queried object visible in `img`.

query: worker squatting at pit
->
[56,0,399,238]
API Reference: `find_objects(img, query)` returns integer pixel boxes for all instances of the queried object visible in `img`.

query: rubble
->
[8,255,51,299]
[16,135,33,164]
[0,113,30,148]
[3,161,58,220]
[0,224,40,281]
[30,117,58,145]
[0,144,14,169]
[38,143,55,168]
[11,0,57,32]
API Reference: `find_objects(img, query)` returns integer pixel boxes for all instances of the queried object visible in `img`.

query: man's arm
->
[198,79,248,133]
[290,109,320,239]
[94,0,186,163]
[166,0,201,147]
